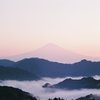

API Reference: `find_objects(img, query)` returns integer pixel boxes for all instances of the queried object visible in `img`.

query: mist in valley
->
[0,76,100,100]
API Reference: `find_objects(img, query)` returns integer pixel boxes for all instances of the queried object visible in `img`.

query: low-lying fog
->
[0,76,100,100]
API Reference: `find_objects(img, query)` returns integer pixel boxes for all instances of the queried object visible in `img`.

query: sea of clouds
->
[0,76,100,100]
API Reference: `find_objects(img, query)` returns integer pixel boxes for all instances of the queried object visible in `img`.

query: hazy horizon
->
[0,43,100,63]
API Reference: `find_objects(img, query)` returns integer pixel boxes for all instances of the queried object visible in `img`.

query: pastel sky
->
[0,0,100,57]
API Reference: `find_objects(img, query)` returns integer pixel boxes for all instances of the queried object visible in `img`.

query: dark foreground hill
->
[50,77,100,90]
[0,66,40,80]
[0,86,37,100]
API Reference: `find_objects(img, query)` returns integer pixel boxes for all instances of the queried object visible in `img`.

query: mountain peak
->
[80,59,92,63]
[80,59,88,62]
[45,43,58,46]
[42,43,63,49]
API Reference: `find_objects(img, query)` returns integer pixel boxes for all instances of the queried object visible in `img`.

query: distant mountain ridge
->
[0,58,100,78]
[14,58,100,77]
[0,59,15,66]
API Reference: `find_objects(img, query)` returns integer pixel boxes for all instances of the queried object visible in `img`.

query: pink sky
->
[0,0,100,59]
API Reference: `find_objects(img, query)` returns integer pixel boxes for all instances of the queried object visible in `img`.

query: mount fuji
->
[6,43,98,63]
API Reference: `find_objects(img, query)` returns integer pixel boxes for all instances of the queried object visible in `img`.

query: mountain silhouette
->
[12,58,100,77]
[0,59,15,66]
[50,77,100,90]
[1,58,100,78]
[76,94,100,100]
[0,86,37,100]
[6,43,94,63]
[0,66,40,80]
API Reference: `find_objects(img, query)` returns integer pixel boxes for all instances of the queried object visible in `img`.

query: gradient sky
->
[0,0,100,57]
